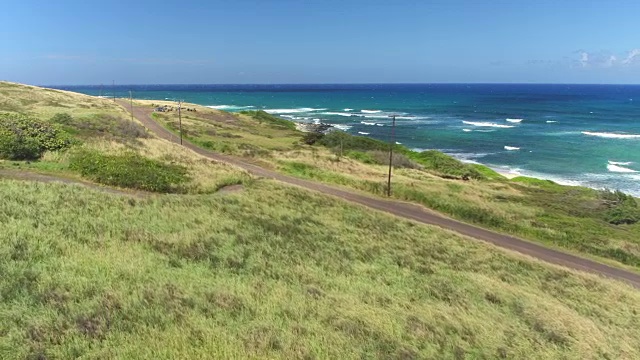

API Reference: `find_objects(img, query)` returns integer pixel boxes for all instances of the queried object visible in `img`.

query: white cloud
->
[604,55,617,68]
[622,49,640,65]
[578,52,589,67]
[569,49,639,68]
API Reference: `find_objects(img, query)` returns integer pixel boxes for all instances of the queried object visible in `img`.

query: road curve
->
[117,100,640,289]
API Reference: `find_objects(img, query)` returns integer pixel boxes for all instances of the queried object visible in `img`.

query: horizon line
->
[43,82,640,87]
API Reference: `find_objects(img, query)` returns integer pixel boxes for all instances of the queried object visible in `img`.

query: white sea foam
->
[396,142,402,145]
[361,109,382,114]
[343,108,354,111]
[362,115,418,120]
[462,121,515,129]
[582,131,640,139]
[322,112,356,117]
[361,121,376,125]
[506,118,523,123]
[207,105,255,110]
[546,120,558,123]
[504,146,520,151]
[608,161,633,166]
[264,108,326,114]
[607,164,638,173]
[462,129,473,132]
[358,132,370,135]
[331,124,352,131]
[376,124,384,126]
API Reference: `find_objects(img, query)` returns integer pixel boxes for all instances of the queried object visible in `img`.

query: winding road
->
[117,100,640,289]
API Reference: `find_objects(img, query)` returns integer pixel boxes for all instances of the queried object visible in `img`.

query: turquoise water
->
[55,84,640,195]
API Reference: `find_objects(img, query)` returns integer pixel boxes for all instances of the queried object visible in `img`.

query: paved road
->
[118,100,640,289]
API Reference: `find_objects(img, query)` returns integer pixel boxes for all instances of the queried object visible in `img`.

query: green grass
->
[1,179,639,359]
[68,149,191,193]
[277,157,640,269]
[4,82,640,270]
[142,102,640,270]
[148,106,302,156]
[239,110,298,131]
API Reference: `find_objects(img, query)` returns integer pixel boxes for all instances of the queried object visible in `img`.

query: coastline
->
[68,84,640,197]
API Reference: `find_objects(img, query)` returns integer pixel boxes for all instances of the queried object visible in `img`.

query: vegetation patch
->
[315,131,484,179]
[69,149,190,193]
[405,150,483,180]
[1,180,640,359]
[599,189,640,225]
[0,112,73,160]
[50,112,148,141]
[239,110,297,130]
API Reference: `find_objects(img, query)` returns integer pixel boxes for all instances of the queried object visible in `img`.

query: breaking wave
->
[331,124,352,131]
[264,108,326,114]
[207,105,255,110]
[608,160,633,166]
[582,131,640,139]
[504,146,520,151]
[607,164,638,173]
[462,121,515,129]
[506,118,523,123]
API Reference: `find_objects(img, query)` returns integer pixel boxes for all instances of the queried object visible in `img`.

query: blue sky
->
[1,0,639,84]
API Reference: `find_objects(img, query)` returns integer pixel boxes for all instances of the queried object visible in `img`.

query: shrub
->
[0,132,42,160]
[240,110,297,130]
[302,132,324,145]
[599,190,640,225]
[318,131,391,152]
[69,149,190,193]
[0,112,73,160]
[368,151,419,169]
[408,150,484,180]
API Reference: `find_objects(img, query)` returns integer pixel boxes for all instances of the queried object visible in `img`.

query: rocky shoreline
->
[295,122,334,133]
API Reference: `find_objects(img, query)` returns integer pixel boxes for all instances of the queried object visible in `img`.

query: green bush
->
[302,132,324,145]
[240,110,297,130]
[408,150,484,180]
[69,149,190,193]
[318,131,392,152]
[0,112,73,160]
[599,190,640,225]
[0,132,42,160]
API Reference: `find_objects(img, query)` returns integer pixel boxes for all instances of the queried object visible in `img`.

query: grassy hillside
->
[2,179,640,359]
[141,99,640,271]
[2,82,640,358]
[0,82,250,194]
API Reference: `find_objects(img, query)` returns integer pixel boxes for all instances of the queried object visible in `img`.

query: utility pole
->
[178,100,183,145]
[129,90,134,125]
[112,80,115,102]
[387,114,397,197]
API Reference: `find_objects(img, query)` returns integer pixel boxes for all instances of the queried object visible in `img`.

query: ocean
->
[53,84,640,196]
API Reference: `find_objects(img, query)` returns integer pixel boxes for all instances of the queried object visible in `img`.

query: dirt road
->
[118,100,640,289]
[0,169,145,197]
